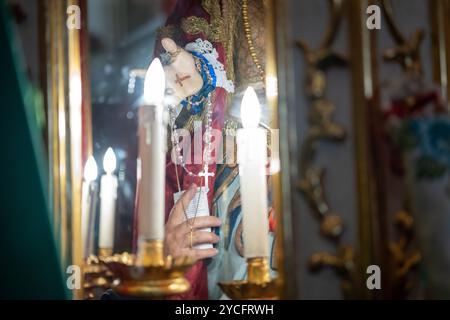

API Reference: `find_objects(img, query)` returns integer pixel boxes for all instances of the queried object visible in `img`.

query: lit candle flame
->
[84,156,98,182]
[143,58,166,106]
[240,86,261,128]
[103,148,117,174]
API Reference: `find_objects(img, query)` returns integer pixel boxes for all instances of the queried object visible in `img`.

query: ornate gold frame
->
[45,0,70,271]
[430,0,450,107]
[43,0,90,299]
[348,0,382,299]
[41,0,296,299]
[268,0,299,299]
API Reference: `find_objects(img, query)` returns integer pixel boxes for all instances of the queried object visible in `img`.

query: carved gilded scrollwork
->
[380,0,422,296]
[388,211,421,296]
[296,0,354,296]
[381,0,424,74]
[309,245,354,295]
[83,256,114,300]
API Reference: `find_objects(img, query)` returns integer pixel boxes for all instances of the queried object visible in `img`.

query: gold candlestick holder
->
[83,255,115,300]
[98,247,113,258]
[100,240,193,299]
[218,257,279,299]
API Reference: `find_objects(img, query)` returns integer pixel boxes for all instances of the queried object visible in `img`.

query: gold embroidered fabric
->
[157,24,183,43]
[181,0,224,43]
[235,0,266,91]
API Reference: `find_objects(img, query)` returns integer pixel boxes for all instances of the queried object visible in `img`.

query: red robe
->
[134,0,228,300]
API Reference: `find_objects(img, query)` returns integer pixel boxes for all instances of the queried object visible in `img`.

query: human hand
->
[164,184,221,261]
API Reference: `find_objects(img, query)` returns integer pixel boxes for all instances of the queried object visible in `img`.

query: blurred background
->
[2,0,450,300]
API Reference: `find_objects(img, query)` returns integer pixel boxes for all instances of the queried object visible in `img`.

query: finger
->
[161,37,178,54]
[177,216,221,233]
[189,248,219,261]
[191,216,222,230]
[189,231,220,246]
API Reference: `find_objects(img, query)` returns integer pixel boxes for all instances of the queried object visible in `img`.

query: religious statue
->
[135,0,277,299]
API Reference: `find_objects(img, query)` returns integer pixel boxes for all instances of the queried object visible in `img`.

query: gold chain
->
[242,0,265,82]
[173,150,203,249]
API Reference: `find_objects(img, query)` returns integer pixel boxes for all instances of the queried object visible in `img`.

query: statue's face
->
[162,38,204,104]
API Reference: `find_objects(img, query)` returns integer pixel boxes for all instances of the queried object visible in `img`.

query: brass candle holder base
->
[98,247,113,258]
[218,257,279,300]
[101,240,193,299]
[83,255,115,300]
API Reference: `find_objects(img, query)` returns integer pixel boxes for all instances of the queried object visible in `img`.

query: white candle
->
[137,58,167,241]
[81,156,98,259]
[237,87,269,258]
[99,147,118,250]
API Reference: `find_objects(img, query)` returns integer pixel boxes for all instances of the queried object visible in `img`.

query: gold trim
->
[98,248,113,258]
[348,0,382,299]
[242,0,265,82]
[267,0,299,298]
[265,0,286,298]
[57,0,69,271]
[219,257,279,299]
[181,0,224,43]
[136,240,165,267]
[79,0,93,158]
[45,0,91,299]
[430,0,450,108]
[102,252,193,299]
[67,0,84,300]
[51,0,69,269]
[222,0,239,84]
[182,17,216,40]
[247,257,271,284]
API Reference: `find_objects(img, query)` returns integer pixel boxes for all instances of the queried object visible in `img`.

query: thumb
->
[170,183,198,223]
[180,183,198,209]
[161,37,178,54]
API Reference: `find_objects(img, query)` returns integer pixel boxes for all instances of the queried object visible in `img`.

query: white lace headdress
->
[185,38,235,94]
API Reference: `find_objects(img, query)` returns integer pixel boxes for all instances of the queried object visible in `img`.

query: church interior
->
[2,0,450,300]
